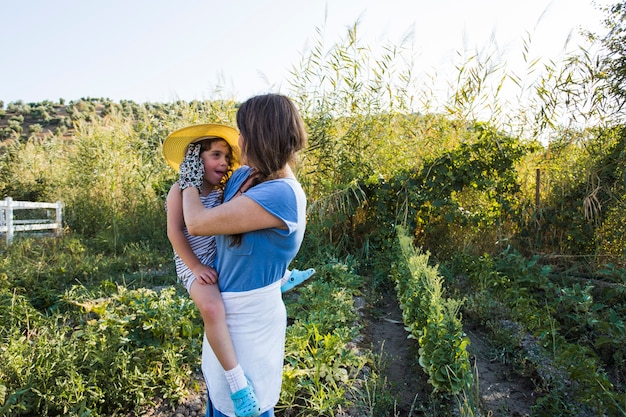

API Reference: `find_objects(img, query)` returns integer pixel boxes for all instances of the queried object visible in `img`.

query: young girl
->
[164,124,313,417]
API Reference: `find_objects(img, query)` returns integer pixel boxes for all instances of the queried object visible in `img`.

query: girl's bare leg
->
[189,281,237,371]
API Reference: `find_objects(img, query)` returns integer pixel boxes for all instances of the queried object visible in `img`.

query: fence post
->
[56,201,63,236]
[6,197,14,245]
[535,168,541,212]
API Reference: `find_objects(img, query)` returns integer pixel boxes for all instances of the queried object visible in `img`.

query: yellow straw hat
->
[162,124,241,172]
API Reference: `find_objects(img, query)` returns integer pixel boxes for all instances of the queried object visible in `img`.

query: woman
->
[179,94,308,417]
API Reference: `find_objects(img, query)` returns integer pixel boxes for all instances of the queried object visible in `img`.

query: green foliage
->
[281,322,368,416]
[0,290,45,340]
[530,338,624,416]
[517,125,626,267]
[60,118,167,252]
[292,23,423,193]
[291,23,467,258]
[286,260,361,336]
[356,122,536,265]
[0,235,171,310]
[410,124,535,257]
[0,285,203,416]
[0,138,62,202]
[0,98,239,255]
[280,257,373,416]
[395,227,473,394]
[445,249,626,416]
[596,0,626,110]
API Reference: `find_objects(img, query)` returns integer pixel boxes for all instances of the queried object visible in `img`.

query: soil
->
[361,295,430,415]
[464,325,536,417]
[363,293,537,417]
[141,292,537,417]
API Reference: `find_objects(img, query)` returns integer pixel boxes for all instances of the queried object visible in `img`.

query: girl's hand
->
[179,144,204,192]
[192,264,219,285]
[235,169,261,196]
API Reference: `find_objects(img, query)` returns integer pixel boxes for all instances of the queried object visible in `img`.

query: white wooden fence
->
[0,197,63,245]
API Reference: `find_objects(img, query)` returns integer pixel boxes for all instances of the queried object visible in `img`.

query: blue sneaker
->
[281,268,316,293]
[230,377,261,417]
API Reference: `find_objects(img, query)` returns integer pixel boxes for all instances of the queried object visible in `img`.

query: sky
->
[0,0,615,105]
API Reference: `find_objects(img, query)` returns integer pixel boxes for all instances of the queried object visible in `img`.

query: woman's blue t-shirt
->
[214,166,307,292]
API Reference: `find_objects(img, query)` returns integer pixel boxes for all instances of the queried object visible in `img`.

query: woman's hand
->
[179,143,204,192]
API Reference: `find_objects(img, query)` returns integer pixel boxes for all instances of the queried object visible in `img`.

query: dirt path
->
[362,294,429,415]
[465,325,536,417]
[363,292,537,416]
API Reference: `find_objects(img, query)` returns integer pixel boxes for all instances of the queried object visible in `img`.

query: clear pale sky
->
[0,0,614,104]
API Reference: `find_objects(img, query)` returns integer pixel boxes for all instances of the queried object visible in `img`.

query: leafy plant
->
[281,322,368,416]
[0,284,203,416]
[395,227,473,394]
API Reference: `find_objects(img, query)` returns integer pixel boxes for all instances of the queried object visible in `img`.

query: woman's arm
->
[182,187,286,236]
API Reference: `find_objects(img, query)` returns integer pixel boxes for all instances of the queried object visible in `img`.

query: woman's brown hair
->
[230,94,307,246]
[236,94,307,182]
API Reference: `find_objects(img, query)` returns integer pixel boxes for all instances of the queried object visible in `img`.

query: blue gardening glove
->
[178,143,204,192]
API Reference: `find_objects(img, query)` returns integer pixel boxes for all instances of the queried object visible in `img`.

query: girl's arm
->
[166,183,218,284]
[182,186,286,237]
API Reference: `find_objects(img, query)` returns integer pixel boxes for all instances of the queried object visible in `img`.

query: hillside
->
[2,99,141,150]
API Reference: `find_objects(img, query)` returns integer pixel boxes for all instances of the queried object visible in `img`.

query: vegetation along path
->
[364,290,536,416]
[136,288,537,417]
